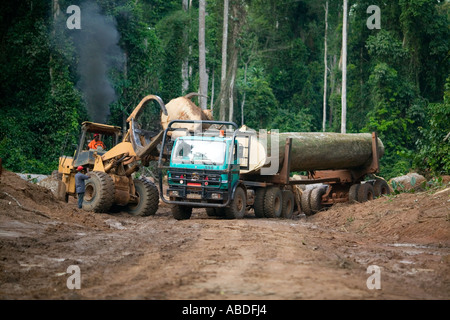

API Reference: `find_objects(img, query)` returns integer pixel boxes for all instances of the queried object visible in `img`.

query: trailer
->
[158,120,390,220]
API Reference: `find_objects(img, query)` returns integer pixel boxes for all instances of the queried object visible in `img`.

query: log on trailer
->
[239,131,384,174]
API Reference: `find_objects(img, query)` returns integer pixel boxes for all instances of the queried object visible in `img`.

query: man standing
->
[75,166,90,209]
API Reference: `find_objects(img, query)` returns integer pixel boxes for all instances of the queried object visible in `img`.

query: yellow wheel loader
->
[56,95,167,216]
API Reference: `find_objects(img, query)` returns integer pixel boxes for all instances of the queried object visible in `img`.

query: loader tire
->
[225,186,246,219]
[172,205,192,220]
[253,188,266,218]
[281,190,295,219]
[301,189,313,216]
[264,187,282,218]
[127,177,159,216]
[373,179,390,197]
[83,171,115,213]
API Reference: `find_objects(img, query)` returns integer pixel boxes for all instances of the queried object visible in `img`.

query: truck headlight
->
[211,193,222,199]
[169,190,180,197]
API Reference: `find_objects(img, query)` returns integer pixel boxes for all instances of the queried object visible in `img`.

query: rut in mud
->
[0,170,449,299]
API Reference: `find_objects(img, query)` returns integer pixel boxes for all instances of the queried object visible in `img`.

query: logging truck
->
[158,120,390,220]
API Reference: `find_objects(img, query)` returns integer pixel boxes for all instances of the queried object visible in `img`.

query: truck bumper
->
[166,186,229,205]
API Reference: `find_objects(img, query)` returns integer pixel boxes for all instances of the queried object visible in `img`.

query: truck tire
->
[310,187,325,214]
[225,186,246,219]
[83,171,115,213]
[301,189,313,216]
[206,207,226,217]
[281,190,295,219]
[253,188,266,218]
[206,208,216,217]
[264,187,282,218]
[373,179,390,197]
[127,177,159,216]
[172,205,192,220]
[348,183,360,202]
[358,183,375,202]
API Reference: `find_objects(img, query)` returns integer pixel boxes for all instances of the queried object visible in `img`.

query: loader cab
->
[72,122,122,168]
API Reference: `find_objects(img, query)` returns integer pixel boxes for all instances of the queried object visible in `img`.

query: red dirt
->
[0,170,448,300]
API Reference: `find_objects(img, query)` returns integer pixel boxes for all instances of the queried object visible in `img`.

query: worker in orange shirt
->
[88,133,106,150]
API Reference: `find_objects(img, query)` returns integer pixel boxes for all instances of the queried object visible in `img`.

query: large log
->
[239,131,384,174]
[161,93,212,133]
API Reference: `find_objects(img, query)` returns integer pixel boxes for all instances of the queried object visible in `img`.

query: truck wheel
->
[172,205,192,220]
[357,183,375,202]
[225,186,246,219]
[83,171,115,213]
[310,187,325,214]
[206,207,226,217]
[127,177,159,216]
[264,187,282,218]
[373,179,390,197]
[301,189,313,216]
[253,188,266,218]
[281,190,295,219]
[206,208,216,217]
[348,183,360,202]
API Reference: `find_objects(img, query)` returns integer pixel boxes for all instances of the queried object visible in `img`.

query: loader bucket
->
[127,95,168,161]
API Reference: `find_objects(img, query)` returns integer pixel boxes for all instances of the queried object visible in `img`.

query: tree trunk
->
[228,53,237,122]
[182,0,190,95]
[240,61,248,126]
[49,0,61,96]
[210,68,215,114]
[122,51,128,137]
[329,54,337,128]
[198,0,208,110]
[219,0,229,121]
[322,1,328,132]
[341,0,348,134]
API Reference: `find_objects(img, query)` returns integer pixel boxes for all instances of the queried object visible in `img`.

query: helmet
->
[94,133,99,138]
[77,166,84,171]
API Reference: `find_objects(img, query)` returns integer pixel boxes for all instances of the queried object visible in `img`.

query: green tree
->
[414,77,450,176]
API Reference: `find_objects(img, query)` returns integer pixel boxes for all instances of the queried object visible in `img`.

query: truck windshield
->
[172,138,227,165]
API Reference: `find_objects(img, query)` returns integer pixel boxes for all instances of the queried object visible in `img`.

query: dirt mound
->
[0,170,110,232]
[309,187,450,244]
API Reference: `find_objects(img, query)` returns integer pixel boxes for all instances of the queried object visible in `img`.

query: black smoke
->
[73,2,123,123]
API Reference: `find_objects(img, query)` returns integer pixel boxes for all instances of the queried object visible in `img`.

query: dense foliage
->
[0,0,448,179]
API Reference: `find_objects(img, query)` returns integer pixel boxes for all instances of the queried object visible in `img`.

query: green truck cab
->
[158,120,249,220]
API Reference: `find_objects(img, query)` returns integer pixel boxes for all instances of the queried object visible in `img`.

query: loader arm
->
[126,95,168,161]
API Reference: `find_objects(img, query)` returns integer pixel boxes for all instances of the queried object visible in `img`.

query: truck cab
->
[159,120,249,220]
[167,133,240,203]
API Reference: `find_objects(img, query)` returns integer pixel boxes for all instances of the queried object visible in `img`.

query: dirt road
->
[0,170,449,300]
